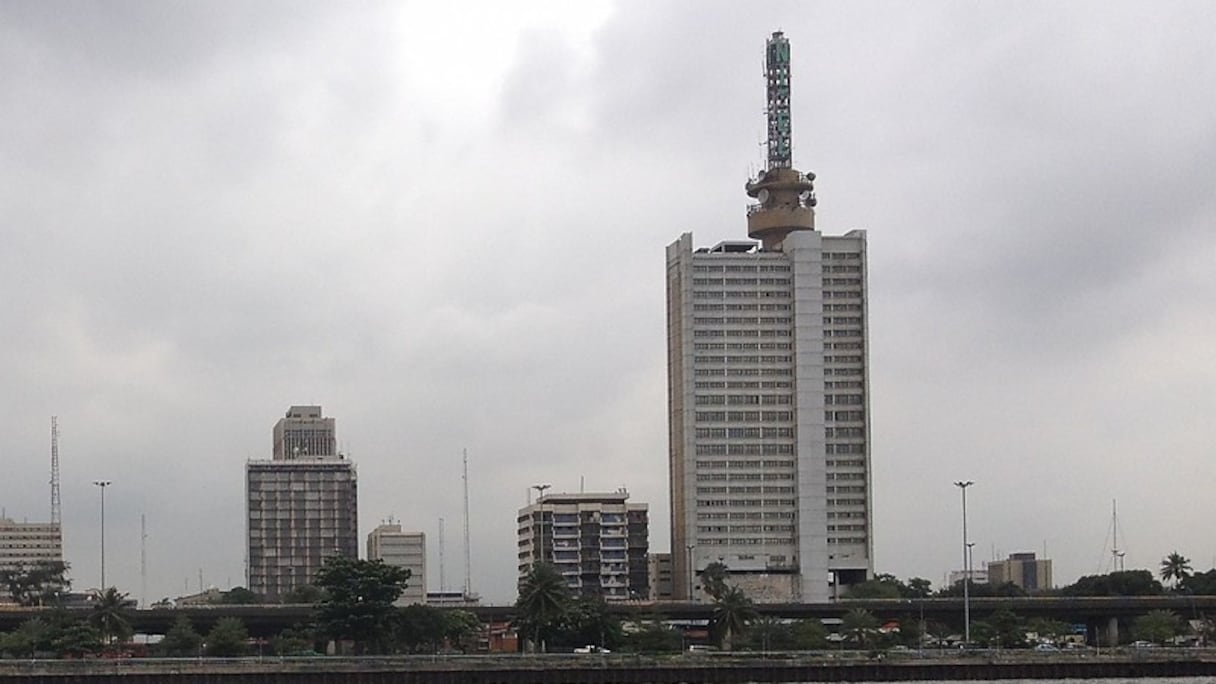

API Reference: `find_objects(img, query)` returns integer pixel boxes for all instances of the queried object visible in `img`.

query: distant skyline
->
[2,1,1214,604]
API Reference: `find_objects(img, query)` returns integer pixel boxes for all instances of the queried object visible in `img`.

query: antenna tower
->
[50,417,61,526]
[462,449,472,597]
[438,517,446,592]
[140,514,148,608]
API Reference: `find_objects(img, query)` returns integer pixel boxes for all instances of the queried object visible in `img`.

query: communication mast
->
[50,417,61,526]
[438,517,446,592]
[462,449,472,597]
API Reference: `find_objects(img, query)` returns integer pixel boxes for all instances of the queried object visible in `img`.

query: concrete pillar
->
[1105,617,1119,647]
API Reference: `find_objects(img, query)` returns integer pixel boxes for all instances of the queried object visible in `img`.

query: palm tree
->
[1160,552,1193,588]
[90,587,132,647]
[711,586,757,651]
[515,563,570,652]
[841,608,880,648]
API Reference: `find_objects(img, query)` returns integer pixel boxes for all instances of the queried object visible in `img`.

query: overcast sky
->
[2,1,1214,605]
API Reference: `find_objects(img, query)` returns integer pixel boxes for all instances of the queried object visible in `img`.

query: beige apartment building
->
[366,523,426,605]
[0,518,64,604]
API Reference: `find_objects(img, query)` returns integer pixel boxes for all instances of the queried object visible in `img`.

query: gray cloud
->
[1,1,1214,602]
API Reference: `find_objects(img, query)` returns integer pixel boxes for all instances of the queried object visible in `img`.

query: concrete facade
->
[517,491,649,601]
[247,406,358,601]
[988,552,1053,592]
[272,405,336,460]
[366,523,426,606]
[648,552,673,601]
[0,519,63,604]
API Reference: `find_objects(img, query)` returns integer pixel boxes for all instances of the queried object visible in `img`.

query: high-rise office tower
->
[247,405,358,600]
[667,32,872,603]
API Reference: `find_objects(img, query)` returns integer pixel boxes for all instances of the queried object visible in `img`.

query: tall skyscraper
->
[247,405,358,600]
[517,491,650,601]
[667,32,872,603]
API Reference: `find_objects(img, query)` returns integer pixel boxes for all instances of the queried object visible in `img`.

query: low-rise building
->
[988,552,1052,592]
[366,523,426,605]
[0,518,63,604]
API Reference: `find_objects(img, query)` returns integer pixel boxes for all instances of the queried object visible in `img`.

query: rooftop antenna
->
[50,417,61,526]
[462,449,472,597]
[1111,499,1125,572]
[438,517,446,593]
[140,514,147,608]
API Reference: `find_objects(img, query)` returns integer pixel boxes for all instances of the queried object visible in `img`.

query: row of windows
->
[828,498,867,506]
[698,499,797,507]
[693,342,792,352]
[698,538,796,546]
[696,381,792,390]
[692,277,791,286]
[698,511,796,521]
[695,427,795,439]
[829,511,866,519]
[825,303,863,311]
[694,329,791,338]
[825,355,864,364]
[823,329,862,337]
[694,355,792,365]
[825,264,862,273]
[827,473,866,481]
[829,342,864,351]
[826,486,866,494]
[696,459,795,469]
[692,264,791,273]
[823,278,862,286]
[827,458,867,467]
[827,410,865,421]
[693,303,792,313]
[700,472,792,481]
[825,394,864,405]
[824,290,862,299]
[827,444,867,454]
[826,381,864,390]
[699,524,796,534]
[829,537,868,545]
[696,485,796,494]
[828,368,864,376]
[824,252,862,260]
[696,368,793,377]
[828,426,865,437]
[695,444,795,456]
[694,410,794,422]
[695,394,791,405]
[693,291,791,300]
[824,316,862,325]
[694,316,792,326]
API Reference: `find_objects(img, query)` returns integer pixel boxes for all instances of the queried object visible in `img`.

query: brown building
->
[988,552,1052,592]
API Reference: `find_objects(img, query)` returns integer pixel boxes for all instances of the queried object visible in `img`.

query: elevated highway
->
[3,596,1214,637]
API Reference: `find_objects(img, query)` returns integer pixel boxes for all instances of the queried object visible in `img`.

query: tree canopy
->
[313,556,411,654]
[0,561,70,606]
[1060,570,1163,597]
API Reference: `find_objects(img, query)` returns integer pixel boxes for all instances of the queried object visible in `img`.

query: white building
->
[666,32,872,603]
[366,523,426,605]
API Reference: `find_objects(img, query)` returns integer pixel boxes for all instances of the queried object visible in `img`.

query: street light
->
[531,483,551,569]
[685,544,696,602]
[93,481,112,592]
[954,480,973,646]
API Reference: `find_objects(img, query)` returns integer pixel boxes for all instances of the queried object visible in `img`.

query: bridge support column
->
[1104,617,1119,647]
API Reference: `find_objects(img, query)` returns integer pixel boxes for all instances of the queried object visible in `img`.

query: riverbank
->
[4,651,1216,682]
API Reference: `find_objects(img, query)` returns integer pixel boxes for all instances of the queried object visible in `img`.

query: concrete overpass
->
[3,596,1214,638]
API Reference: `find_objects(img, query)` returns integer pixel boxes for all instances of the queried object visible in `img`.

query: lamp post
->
[954,480,973,645]
[93,480,112,592]
[531,483,551,568]
[685,543,696,602]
